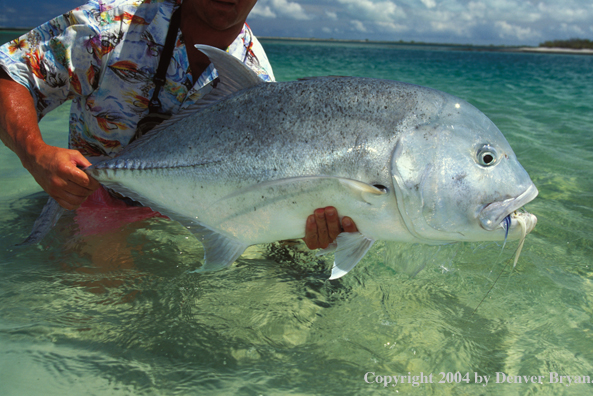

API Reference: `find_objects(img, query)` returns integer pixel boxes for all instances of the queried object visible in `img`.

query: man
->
[0,0,356,250]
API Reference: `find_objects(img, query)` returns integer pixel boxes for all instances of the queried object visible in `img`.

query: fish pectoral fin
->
[190,227,248,273]
[338,179,388,204]
[220,176,387,205]
[16,197,66,246]
[338,179,387,195]
[329,232,375,280]
[316,242,337,256]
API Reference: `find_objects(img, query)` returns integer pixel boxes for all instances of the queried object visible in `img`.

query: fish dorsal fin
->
[195,44,265,99]
[120,45,265,154]
[317,232,375,280]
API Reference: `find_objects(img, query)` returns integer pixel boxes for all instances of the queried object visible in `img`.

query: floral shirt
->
[0,0,275,158]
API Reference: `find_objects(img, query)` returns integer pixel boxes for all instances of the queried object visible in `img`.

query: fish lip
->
[478,184,539,231]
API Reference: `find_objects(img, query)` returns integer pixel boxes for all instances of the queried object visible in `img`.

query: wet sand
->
[514,47,593,55]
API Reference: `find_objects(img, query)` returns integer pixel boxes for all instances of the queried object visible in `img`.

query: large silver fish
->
[24,45,538,279]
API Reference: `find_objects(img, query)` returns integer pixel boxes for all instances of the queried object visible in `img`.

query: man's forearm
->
[0,69,46,169]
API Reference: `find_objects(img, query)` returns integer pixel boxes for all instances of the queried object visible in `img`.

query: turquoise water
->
[1,36,593,395]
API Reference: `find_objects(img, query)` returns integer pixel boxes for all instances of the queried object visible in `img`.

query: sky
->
[1,0,592,46]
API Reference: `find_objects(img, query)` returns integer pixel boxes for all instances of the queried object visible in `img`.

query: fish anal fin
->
[329,232,375,280]
[192,227,248,272]
[148,209,248,273]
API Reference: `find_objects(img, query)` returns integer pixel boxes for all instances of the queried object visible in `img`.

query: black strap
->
[148,7,182,113]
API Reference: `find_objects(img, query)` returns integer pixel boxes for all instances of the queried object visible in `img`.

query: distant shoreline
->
[260,37,593,55]
[1,30,591,56]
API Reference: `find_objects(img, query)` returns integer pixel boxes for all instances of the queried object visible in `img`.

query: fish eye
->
[476,144,498,167]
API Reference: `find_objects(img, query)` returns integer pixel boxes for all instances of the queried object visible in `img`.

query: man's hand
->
[303,206,358,250]
[23,144,100,210]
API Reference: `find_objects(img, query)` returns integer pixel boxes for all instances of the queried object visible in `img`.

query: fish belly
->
[91,166,408,245]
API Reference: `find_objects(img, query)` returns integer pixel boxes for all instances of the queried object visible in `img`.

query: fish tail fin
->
[16,197,66,246]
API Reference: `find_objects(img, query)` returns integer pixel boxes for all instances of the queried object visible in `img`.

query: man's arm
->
[0,70,100,209]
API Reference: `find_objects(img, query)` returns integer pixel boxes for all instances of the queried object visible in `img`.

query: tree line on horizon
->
[539,38,593,49]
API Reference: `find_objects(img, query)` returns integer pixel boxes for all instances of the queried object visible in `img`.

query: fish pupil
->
[476,144,497,166]
[373,184,388,192]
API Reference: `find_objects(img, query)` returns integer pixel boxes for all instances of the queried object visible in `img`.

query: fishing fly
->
[473,211,529,314]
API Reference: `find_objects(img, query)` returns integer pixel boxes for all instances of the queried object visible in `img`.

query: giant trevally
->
[22,45,538,279]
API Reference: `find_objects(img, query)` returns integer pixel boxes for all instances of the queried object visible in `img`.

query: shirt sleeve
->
[231,24,275,83]
[0,1,105,120]
[249,34,275,82]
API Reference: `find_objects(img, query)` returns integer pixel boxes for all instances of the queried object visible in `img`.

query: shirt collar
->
[141,2,254,91]
[142,0,180,48]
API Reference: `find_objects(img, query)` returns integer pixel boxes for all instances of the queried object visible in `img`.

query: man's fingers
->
[54,190,86,210]
[63,180,94,198]
[342,216,358,233]
[72,151,93,169]
[71,151,101,189]
[62,159,100,196]
[65,165,92,190]
[55,197,77,211]
[325,207,342,241]
[314,208,330,248]
[53,162,97,209]
[87,175,101,190]
[303,214,319,249]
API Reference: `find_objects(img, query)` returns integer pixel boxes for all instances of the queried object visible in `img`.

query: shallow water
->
[1,37,593,395]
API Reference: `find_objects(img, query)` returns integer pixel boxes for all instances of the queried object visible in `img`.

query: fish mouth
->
[478,184,539,231]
